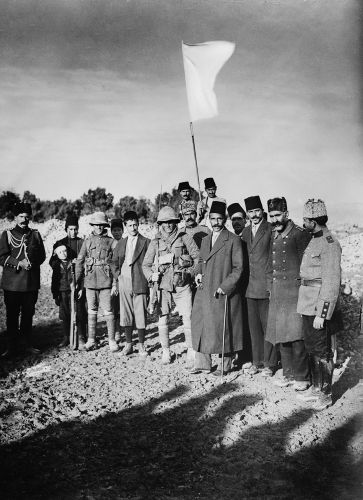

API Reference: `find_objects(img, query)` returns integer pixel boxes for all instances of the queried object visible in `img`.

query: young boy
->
[51,243,82,348]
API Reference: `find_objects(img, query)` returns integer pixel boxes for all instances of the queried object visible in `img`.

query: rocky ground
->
[0,219,362,499]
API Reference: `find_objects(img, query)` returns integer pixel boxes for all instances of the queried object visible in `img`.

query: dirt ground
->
[0,222,362,499]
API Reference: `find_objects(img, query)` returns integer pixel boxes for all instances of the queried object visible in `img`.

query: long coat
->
[266,221,311,345]
[241,219,272,299]
[111,234,150,294]
[191,228,244,354]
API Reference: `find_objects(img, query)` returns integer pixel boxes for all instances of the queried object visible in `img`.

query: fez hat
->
[204,177,217,189]
[178,181,191,191]
[13,203,32,216]
[157,206,179,223]
[303,199,327,218]
[90,212,109,226]
[227,203,246,218]
[181,200,197,213]
[210,201,226,217]
[110,217,124,229]
[244,196,263,211]
[65,213,79,229]
[123,211,138,222]
[267,197,288,212]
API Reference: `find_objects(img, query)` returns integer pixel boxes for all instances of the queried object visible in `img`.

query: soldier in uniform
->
[296,199,341,410]
[265,197,311,390]
[0,203,46,356]
[49,213,87,348]
[142,206,199,366]
[75,212,119,352]
[197,177,226,226]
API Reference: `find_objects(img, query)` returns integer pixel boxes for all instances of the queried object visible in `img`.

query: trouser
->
[158,285,192,349]
[279,340,309,382]
[4,290,39,349]
[119,276,147,329]
[194,351,233,372]
[247,297,277,369]
[302,315,334,394]
[59,291,87,341]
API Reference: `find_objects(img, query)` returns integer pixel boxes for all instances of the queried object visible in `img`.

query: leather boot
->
[85,314,97,351]
[106,314,119,352]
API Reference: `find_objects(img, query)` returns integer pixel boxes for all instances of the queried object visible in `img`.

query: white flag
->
[182,41,235,122]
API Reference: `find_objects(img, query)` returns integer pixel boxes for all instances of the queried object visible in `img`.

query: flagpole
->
[189,121,202,202]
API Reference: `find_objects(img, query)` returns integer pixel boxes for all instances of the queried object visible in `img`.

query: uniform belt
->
[301,278,322,287]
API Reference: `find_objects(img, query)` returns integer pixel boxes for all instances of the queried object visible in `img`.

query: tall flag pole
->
[182,41,235,200]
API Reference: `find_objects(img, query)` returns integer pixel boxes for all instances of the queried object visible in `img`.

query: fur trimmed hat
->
[204,177,217,189]
[267,197,288,212]
[303,199,327,218]
[181,200,197,213]
[244,196,263,211]
[13,203,32,216]
[227,203,246,218]
[210,200,226,217]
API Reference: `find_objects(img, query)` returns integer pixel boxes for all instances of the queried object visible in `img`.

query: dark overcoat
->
[266,221,311,345]
[191,228,244,354]
[111,234,150,294]
[241,219,272,299]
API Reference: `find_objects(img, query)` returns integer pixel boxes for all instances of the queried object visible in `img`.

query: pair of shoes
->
[121,343,133,356]
[189,367,210,375]
[58,337,69,348]
[161,349,172,365]
[109,340,120,353]
[26,346,41,355]
[296,386,320,402]
[261,367,274,378]
[293,381,310,392]
[245,364,260,375]
[273,376,293,388]
[84,340,97,351]
[312,393,333,411]
[212,369,229,377]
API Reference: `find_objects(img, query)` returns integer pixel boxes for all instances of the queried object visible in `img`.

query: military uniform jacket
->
[0,225,46,292]
[111,234,150,294]
[297,227,341,320]
[241,219,272,299]
[191,228,244,354]
[75,232,115,289]
[265,221,311,345]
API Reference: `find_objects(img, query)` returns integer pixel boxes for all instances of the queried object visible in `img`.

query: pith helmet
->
[303,199,327,218]
[157,206,179,223]
[90,212,110,226]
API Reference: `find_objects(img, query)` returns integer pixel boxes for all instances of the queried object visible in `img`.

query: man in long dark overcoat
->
[191,201,244,375]
[265,197,311,390]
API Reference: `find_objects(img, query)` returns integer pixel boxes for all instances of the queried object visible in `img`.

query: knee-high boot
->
[105,314,119,352]
[85,314,97,351]
[158,315,171,364]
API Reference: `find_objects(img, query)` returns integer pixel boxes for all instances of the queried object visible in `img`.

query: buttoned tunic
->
[75,232,115,289]
[265,221,311,345]
[297,227,341,320]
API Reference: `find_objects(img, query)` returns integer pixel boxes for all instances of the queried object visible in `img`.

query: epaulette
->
[326,235,334,244]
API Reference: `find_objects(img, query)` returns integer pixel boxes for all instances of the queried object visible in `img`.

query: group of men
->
[0,176,342,411]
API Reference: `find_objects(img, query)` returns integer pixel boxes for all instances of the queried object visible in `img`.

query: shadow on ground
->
[0,382,362,500]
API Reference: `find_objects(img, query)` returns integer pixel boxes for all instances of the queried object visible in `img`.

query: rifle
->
[69,262,78,350]
[148,241,161,315]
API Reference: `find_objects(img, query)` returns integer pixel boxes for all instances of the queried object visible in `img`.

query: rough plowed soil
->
[0,220,362,499]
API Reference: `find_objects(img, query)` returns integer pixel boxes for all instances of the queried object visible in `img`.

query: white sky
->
[0,0,362,220]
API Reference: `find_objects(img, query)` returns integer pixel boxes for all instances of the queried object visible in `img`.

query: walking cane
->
[221,295,228,381]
